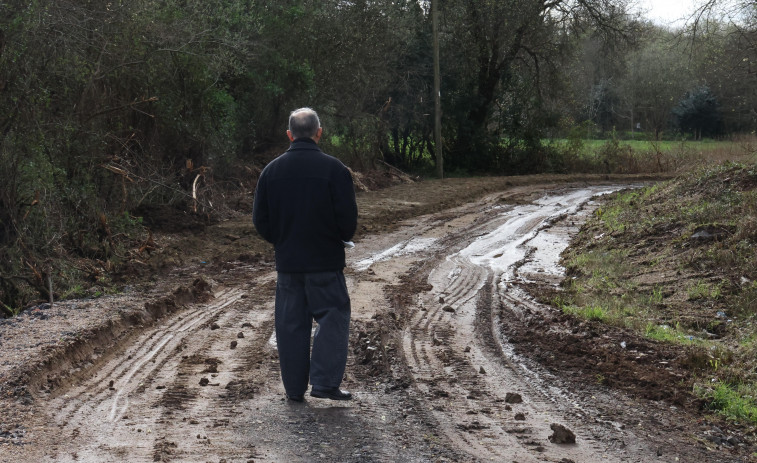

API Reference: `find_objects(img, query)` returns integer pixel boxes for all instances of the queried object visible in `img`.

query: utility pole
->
[432,0,443,179]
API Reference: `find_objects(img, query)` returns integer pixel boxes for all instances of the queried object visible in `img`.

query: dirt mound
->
[502,291,699,407]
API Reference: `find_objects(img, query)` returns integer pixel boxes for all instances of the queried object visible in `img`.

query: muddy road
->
[4,181,747,462]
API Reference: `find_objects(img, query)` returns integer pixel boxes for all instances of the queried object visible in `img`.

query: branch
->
[79,97,158,123]
[94,61,147,80]
[689,0,720,40]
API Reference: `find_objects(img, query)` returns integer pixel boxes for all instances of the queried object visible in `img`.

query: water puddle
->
[353,237,437,271]
[457,186,627,284]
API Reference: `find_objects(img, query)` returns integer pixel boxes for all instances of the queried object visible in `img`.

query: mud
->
[1,175,753,462]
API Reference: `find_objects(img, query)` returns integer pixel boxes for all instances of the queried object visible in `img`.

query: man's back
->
[252,138,357,273]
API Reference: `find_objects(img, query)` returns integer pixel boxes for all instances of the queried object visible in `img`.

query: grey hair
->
[288,107,321,139]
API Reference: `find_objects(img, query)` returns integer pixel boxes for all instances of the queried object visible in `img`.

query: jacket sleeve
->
[331,166,358,242]
[252,172,274,243]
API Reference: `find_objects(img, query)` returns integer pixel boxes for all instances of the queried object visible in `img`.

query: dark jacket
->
[252,138,358,272]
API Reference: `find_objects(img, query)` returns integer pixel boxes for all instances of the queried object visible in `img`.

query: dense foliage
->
[0,0,755,312]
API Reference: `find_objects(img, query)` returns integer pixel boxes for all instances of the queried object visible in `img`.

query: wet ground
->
[1,177,752,462]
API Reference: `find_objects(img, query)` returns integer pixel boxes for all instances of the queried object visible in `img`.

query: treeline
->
[570,4,757,141]
[0,0,755,312]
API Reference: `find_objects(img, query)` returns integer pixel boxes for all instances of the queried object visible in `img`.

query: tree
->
[438,0,636,172]
[0,0,678,310]
[673,86,723,139]
[559,27,636,137]
[686,1,756,133]
[618,27,694,139]
[0,0,271,308]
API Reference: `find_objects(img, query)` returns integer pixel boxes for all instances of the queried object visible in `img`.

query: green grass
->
[699,382,757,425]
[645,323,701,345]
[546,136,755,174]
[565,249,632,278]
[649,285,664,304]
[687,280,723,301]
[0,303,19,317]
[551,138,742,154]
[736,282,757,316]
[562,304,608,321]
[60,285,86,300]
[559,160,757,428]
[561,248,665,329]
[593,190,641,233]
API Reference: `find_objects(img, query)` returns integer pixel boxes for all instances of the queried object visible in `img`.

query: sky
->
[635,0,702,26]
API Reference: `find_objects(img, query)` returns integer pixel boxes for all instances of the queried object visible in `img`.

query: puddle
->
[457,187,627,284]
[353,237,437,271]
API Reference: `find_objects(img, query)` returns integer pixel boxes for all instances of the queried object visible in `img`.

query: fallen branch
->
[192,174,201,213]
[101,164,135,182]
[377,160,416,183]
[47,265,54,309]
[81,96,158,123]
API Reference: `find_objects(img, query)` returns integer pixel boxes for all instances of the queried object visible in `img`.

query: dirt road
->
[3,180,747,462]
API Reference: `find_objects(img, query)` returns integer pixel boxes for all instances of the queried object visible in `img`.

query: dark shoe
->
[286,394,304,402]
[310,387,352,401]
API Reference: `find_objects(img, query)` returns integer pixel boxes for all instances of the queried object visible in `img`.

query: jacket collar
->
[288,138,319,151]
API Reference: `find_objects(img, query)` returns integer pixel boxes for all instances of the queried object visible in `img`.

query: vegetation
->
[700,382,757,425]
[560,160,757,426]
[0,0,756,311]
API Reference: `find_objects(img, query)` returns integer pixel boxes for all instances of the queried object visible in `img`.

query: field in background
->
[546,134,757,174]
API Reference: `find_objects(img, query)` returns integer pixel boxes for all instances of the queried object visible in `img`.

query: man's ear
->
[313,127,323,143]
[287,130,295,142]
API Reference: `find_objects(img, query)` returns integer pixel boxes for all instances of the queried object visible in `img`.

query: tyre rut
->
[45,282,273,462]
[390,187,655,462]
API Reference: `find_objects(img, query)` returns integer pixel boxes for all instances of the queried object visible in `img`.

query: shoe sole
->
[309,391,352,401]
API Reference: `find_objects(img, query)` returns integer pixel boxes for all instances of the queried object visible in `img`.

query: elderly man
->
[252,107,358,402]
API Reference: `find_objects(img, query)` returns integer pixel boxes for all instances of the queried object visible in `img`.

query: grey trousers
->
[274,271,351,396]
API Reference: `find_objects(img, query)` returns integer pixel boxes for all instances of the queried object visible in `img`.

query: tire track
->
[150,292,277,462]
[398,187,640,462]
[52,288,241,424]
[21,183,697,463]
[404,261,543,462]
[44,284,273,462]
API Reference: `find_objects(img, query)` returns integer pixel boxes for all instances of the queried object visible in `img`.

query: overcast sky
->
[635,0,701,26]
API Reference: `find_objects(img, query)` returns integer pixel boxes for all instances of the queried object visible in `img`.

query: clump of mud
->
[549,423,576,444]
[171,277,214,305]
[352,323,390,375]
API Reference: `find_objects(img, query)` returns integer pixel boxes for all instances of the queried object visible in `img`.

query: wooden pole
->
[48,264,54,309]
[432,0,443,179]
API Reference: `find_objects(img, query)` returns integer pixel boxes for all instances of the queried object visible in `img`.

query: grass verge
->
[560,160,757,426]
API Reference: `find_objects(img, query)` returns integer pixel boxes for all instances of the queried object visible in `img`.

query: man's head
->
[287,107,323,142]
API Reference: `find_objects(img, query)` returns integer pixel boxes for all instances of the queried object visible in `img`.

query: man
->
[252,107,358,402]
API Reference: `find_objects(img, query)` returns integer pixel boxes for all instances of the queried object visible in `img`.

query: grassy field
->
[577,138,740,151]
[329,131,757,176]
[581,138,753,157]
[546,135,757,174]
